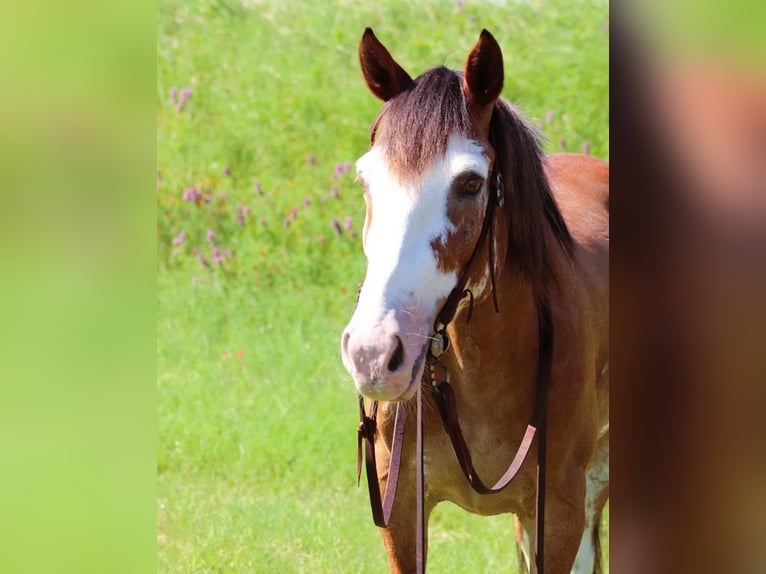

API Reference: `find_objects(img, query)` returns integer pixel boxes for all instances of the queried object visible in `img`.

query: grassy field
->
[157,0,608,571]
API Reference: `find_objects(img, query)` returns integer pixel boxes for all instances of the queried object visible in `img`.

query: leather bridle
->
[356,164,553,573]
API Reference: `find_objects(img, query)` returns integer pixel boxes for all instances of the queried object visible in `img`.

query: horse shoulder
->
[545,152,609,416]
[544,153,609,252]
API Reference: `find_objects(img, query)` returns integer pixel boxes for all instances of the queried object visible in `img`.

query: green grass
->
[157,0,608,571]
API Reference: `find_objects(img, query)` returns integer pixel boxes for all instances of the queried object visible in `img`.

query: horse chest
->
[421,405,537,515]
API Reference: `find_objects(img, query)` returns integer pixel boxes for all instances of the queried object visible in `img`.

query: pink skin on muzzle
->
[341,306,431,402]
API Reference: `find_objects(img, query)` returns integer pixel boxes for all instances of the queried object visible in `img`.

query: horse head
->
[341,29,505,401]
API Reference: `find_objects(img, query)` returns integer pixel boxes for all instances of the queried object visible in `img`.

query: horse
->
[340,28,609,574]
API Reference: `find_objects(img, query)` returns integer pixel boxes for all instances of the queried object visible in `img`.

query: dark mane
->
[371,66,575,290]
[371,66,471,179]
[489,99,576,290]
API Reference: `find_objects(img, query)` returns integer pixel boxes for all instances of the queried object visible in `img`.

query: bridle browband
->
[356,161,553,573]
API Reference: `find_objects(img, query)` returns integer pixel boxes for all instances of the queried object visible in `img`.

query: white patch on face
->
[341,136,490,399]
[355,136,489,314]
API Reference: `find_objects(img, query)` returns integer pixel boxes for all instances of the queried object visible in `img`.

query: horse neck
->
[444,252,539,401]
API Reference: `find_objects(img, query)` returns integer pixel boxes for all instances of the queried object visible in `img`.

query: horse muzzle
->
[341,307,429,402]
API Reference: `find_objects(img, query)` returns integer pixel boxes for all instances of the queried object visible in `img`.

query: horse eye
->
[461,178,484,197]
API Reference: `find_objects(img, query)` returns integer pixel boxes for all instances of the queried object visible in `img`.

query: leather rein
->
[356,166,553,573]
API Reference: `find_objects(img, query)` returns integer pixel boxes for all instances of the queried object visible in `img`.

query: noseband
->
[356,165,553,573]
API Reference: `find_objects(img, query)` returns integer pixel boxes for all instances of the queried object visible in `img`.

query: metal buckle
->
[430,329,450,358]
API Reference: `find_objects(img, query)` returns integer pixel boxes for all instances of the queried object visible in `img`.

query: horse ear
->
[463,29,504,109]
[359,28,413,102]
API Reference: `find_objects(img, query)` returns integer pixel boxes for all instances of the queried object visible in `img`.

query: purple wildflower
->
[172,231,186,245]
[182,187,202,202]
[177,87,192,113]
[545,110,554,124]
[206,229,215,244]
[331,217,342,237]
[169,86,177,103]
[237,204,251,226]
[288,207,298,221]
[211,247,225,264]
[343,161,351,172]
[302,197,311,208]
[332,162,344,180]
[330,186,339,200]
[284,218,291,228]
[223,165,231,176]
[343,216,353,231]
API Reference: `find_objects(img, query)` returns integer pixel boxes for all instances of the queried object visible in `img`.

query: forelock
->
[370,67,473,181]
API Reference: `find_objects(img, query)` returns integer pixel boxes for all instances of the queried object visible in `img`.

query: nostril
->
[387,336,404,373]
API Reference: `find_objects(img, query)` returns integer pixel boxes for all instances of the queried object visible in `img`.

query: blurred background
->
[611,1,766,572]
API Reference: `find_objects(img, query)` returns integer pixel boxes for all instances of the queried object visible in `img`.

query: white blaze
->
[354,137,489,322]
